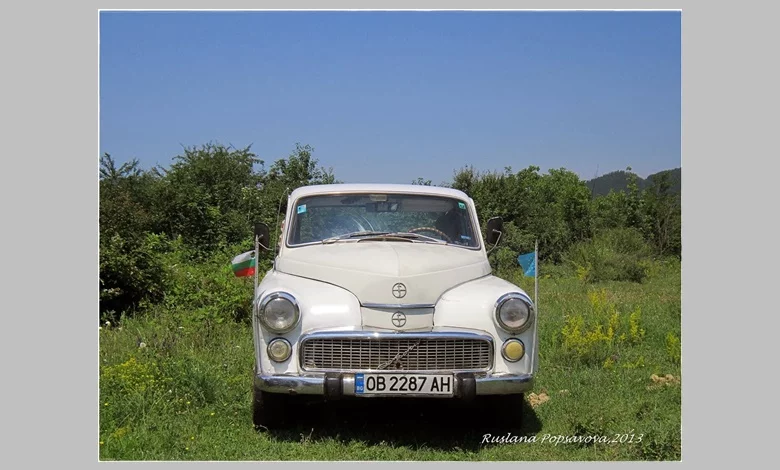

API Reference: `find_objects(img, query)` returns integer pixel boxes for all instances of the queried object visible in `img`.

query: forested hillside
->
[587,168,681,197]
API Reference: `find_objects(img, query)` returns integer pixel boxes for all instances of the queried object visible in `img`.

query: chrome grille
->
[300,335,492,372]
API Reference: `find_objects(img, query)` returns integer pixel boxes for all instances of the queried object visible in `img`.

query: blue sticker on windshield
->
[461,235,472,240]
[458,202,466,210]
[297,204,307,214]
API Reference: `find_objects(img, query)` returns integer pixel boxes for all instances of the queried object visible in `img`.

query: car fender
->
[434,275,538,375]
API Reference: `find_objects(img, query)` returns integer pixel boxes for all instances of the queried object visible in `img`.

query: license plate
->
[354,373,454,396]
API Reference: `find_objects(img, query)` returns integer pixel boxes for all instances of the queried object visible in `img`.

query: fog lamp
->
[502,339,525,362]
[267,338,292,362]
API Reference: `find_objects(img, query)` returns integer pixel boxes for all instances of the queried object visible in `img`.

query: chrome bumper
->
[254,372,534,397]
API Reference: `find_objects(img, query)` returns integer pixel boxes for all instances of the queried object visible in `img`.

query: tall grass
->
[99,259,680,461]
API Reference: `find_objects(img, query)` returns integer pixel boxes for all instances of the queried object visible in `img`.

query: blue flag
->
[517,251,536,277]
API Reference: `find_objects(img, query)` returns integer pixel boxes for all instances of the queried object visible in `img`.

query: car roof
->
[288,183,471,201]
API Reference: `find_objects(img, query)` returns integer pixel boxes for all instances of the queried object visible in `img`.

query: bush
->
[559,289,647,366]
[159,242,263,325]
[99,226,267,324]
[538,262,573,279]
[564,227,653,283]
[100,233,172,320]
[101,356,160,394]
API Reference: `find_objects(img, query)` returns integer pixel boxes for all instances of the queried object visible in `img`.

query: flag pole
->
[534,239,539,309]
[253,234,260,290]
[532,239,539,374]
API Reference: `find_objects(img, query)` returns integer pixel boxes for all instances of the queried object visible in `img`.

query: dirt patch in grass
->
[527,391,550,408]
[646,374,680,390]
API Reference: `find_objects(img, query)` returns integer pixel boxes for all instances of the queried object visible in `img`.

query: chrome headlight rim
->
[257,291,300,334]
[266,337,293,363]
[494,292,535,334]
[501,338,526,362]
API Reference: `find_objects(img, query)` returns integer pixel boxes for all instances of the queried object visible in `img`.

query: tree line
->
[99,143,681,319]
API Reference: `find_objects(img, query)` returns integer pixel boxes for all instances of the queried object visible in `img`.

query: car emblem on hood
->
[391,311,407,327]
[392,283,407,298]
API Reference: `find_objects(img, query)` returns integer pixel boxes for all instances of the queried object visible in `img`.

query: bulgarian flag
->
[231,251,256,277]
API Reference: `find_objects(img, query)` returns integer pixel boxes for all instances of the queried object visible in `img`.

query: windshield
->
[287,193,480,248]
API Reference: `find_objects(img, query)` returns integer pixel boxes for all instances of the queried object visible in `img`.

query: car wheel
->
[252,385,294,430]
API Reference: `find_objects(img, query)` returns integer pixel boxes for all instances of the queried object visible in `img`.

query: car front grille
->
[299,335,493,372]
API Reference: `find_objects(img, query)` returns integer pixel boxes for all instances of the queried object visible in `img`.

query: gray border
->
[11,1,759,468]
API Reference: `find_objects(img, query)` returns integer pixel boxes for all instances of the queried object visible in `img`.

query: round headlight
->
[502,339,525,362]
[258,292,300,333]
[267,338,292,362]
[495,294,534,333]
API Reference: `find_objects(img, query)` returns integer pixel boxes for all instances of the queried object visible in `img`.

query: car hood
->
[275,241,491,307]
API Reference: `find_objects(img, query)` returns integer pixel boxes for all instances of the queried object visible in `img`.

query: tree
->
[266,143,337,188]
[591,190,629,231]
[99,153,142,182]
[643,170,681,256]
[98,142,336,316]
[152,143,265,254]
[624,167,649,236]
[451,165,478,196]
[99,153,168,317]
[450,165,591,263]
[99,153,160,242]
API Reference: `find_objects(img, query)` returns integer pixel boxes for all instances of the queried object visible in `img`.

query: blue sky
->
[100,11,680,184]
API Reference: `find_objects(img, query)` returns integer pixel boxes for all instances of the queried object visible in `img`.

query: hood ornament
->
[392,283,407,298]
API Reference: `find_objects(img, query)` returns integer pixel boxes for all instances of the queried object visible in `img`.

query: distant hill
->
[587,168,680,197]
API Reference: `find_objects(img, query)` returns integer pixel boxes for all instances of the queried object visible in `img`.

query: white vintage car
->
[249,184,537,429]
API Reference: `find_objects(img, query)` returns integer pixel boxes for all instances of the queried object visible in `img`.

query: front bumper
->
[254,372,534,398]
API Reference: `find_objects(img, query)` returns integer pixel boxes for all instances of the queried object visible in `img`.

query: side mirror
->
[486,217,503,245]
[254,222,271,249]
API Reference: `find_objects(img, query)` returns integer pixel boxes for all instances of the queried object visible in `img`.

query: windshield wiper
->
[383,232,448,244]
[321,231,391,244]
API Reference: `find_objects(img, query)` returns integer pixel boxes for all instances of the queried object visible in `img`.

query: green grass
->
[99,260,681,461]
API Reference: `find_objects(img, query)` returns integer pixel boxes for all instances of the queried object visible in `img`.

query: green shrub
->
[537,262,573,279]
[160,242,261,324]
[564,227,653,283]
[628,309,646,344]
[99,227,266,324]
[101,356,160,394]
[559,288,647,366]
[100,233,172,320]
[492,245,522,278]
